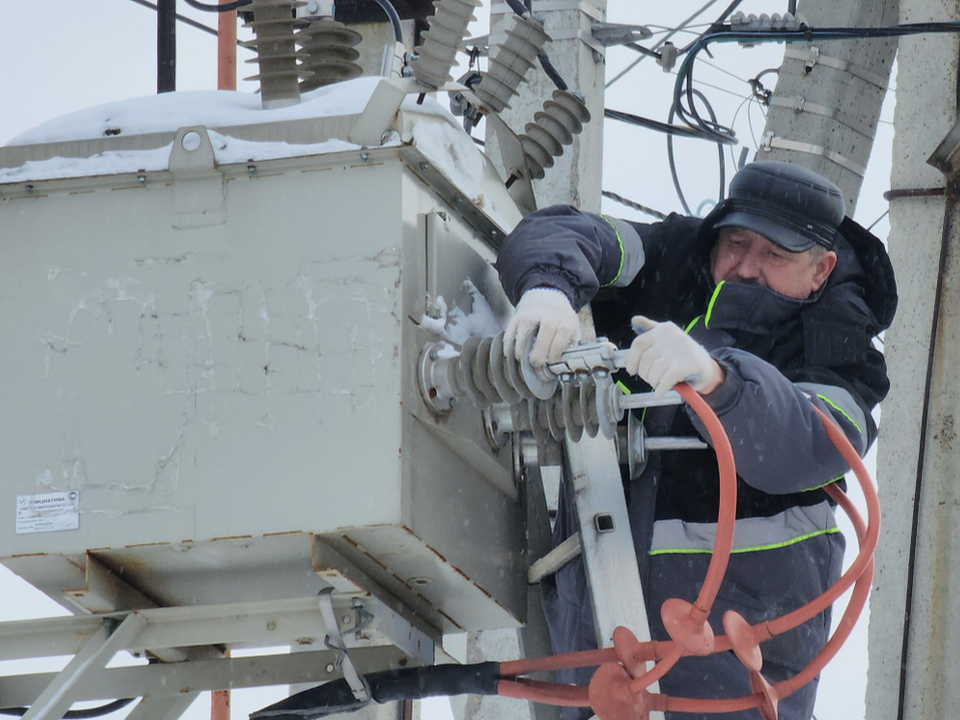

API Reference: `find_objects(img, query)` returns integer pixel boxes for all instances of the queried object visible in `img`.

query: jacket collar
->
[701,279,822,335]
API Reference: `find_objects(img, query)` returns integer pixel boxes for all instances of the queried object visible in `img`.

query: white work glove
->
[626,316,722,397]
[503,288,581,367]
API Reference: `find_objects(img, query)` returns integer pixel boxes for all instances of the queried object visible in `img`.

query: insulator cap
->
[411,0,481,90]
[474,14,550,112]
[297,17,363,91]
[244,0,305,108]
[518,90,590,180]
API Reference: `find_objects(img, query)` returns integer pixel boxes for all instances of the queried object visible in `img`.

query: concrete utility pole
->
[758,0,899,214]
[485,0,607,211]
[453,4,607,720]
[866,0,960,717]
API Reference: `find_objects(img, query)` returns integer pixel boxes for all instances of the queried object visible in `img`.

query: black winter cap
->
[703,161,845,252]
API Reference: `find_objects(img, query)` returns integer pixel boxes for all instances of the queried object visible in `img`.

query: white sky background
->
[0,1,894,720]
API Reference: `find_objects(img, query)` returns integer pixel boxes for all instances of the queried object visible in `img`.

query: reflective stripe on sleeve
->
[795,381,868,455]
[650,501,839,556]
[599,215,645,287]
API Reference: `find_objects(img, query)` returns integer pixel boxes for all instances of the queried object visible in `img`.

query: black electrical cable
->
[625,42,662,60]
[537,53,568,91]
[501,0,570,92]
[126,0,225,38]
[0,699,136,718]
[604,108,715,140]
[666,88,725,215]
[673,21,960,146]
[183,0,402,43]
[251,663,502,720]
[183,0,251,11]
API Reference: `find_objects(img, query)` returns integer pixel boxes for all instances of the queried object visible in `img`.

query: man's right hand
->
[503,288,581,367]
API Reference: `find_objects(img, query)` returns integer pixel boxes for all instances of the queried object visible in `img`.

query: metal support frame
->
[0,595,436,720]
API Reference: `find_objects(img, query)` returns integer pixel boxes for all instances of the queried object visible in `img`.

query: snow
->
[0,144,173,183]
[0,77,495,209]
[410,117,485,205]
[421,279,505,345]
[5,78,386,146]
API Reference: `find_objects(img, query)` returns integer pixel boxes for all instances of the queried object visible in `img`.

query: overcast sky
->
[0,2,894,719]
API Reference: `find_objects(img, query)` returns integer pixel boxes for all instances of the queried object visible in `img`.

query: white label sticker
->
[16,491,80,535]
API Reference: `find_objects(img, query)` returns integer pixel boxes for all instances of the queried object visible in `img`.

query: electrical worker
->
[495,161,896,720]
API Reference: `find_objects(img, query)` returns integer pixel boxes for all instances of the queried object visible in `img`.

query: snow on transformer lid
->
[0,76,490,205]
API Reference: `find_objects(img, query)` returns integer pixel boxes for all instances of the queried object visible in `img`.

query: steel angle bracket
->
[169,126,225,228]
[399,145,509,248]
[483,110,538,215]
[349,77,420,147]
[318,588,371,704]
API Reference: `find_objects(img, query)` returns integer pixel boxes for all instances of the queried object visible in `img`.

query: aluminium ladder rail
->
[0,595,433,720]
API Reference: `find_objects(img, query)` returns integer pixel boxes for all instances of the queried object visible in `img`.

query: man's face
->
[710,227,837,299]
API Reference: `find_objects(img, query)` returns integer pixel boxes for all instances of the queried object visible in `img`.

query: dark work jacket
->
[495,206,896,720]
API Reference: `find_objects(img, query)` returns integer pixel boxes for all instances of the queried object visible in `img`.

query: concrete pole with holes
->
[756,0,899,214]
[483,0,607,211]
[865,0,960,717]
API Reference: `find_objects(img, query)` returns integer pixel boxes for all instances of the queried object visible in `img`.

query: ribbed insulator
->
[296,17,363,91]
[518,90,591,180]
[241,0,305,108]
[411,0,481,90]
[474,14,550,113]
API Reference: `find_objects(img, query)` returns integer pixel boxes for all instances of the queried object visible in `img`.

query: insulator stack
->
[296,17,363,91]
[419,333,623,443]
[519,90,591,180]
[242,0,305,109]
[411,0,481,90]
[474,14,551,112]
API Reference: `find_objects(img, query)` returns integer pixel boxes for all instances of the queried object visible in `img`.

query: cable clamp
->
[769,95,877,139]
[785,47,890,90]
[760,132,866,177]
[318,588,371,704]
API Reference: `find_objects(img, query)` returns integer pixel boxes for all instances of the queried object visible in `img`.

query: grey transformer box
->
[0,82,527,649]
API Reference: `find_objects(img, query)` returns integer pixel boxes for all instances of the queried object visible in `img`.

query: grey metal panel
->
[1,129,524,636]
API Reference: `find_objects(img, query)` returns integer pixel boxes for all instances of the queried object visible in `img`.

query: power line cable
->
[183,0,250,11]
[605,0,727,89]
[666,88,725,214]
[866,208,890,232]
[0,699,136,718]
[182,0,403,43]
[126,0,239,40]
[502,0,569,91]
[673,21,960,145]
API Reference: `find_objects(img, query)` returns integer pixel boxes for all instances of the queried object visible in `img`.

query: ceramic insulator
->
[411,0,481,90]
[474,14,550,113]
[297,17,363,91]
[241,0,305,109]
[518,90,591,180]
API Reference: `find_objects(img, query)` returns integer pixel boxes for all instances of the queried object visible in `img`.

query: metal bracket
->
[769,95,877,139]
[169,126,225,229]
[785,47,890,90]
[318,588,371,704]
[760,132,867,177]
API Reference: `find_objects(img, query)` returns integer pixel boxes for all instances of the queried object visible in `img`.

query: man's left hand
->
[626,316,724,397]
